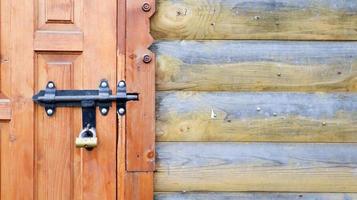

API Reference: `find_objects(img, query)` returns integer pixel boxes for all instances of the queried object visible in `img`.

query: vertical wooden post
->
[118,0,155,199]
[126,0,156,172]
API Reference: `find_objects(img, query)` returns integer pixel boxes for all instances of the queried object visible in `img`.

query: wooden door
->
[0,0,155,199]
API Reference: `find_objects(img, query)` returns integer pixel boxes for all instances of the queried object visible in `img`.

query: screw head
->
[47,82,54,89]
[100,81,108,88]
[101,108,108,115]
[143,54,152,63]
[147,150,155,159]
[118,81,126,88]
[46,109,54,116]
[142,2,151,12]
[118,108,125,115]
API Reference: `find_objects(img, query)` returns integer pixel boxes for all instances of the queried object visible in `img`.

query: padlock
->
[75,125,97,149]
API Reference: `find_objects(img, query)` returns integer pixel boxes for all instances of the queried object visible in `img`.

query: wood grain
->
[117,0,126,199]
[45,0,73,22]
[125,172,154,200]
[0,0,11,98]
[154,41,357,92]
[36,54,74,199]
[126,0,156,171]
[34,31,83,51]
[155,192,357,200]
[155,142,357,192]
[151,0,357,40]
[156,92,357,142]
[1,0,35,198]
[1,0,118,198]
[80,0,117,198]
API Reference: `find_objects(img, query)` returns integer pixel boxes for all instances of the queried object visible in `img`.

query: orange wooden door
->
[1,0,118,199]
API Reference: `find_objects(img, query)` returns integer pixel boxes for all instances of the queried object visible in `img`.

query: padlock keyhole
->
[83,130,95,151]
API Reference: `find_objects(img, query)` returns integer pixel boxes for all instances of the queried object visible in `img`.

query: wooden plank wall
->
[152,0,357,199]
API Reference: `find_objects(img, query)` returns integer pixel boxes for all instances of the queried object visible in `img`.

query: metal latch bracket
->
[32,79,138,130]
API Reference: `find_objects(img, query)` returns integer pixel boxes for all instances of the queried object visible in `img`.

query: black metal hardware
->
[33,79,138,130]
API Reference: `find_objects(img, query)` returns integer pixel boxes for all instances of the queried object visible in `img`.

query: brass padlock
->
[75,125,97,149]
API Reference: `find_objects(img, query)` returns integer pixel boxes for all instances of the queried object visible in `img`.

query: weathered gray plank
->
[151,0,357,40]
[156,92,357,142]
[155,142,357,192]
[155,192,357,200]
[153,41,357,92]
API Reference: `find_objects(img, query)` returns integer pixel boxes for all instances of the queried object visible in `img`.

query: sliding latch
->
[33,79,138,117]
[32,80,138,150]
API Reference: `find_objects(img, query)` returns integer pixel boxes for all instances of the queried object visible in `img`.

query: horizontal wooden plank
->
[155,142,357,192]
[155,192,357,200]
[151,0,357,40]
[34,31,83,51]
[153,41,357,92]
[156,92,357,142]
[0,93,11,120]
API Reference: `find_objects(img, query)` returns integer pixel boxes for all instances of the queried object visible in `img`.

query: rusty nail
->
[143,54,152,63]
[142,2,151,12]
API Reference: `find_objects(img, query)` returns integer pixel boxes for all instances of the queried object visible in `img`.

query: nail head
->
[118,108,125,115]
[101,108,108,115]
[48,82,54,89]
[142,2,151,12]
[101,81,108,88]
[47,109,54,116]
[143,54,152,63]
[118,81,126,88]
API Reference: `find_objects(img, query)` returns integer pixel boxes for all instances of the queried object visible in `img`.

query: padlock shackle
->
[78,126,97,138]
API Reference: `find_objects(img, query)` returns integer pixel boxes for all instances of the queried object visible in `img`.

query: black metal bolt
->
[142,2,151,12]
[101,108,108,115]
[100,81,108,88]
[143,54,152,63]
[118,108,126,115]
[47,82,55,89]
[118,81,126,88]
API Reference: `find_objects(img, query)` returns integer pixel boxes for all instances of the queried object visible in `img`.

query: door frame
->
[118,0,156,199]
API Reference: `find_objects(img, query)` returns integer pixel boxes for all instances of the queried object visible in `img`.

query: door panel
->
[35,53,78,199]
